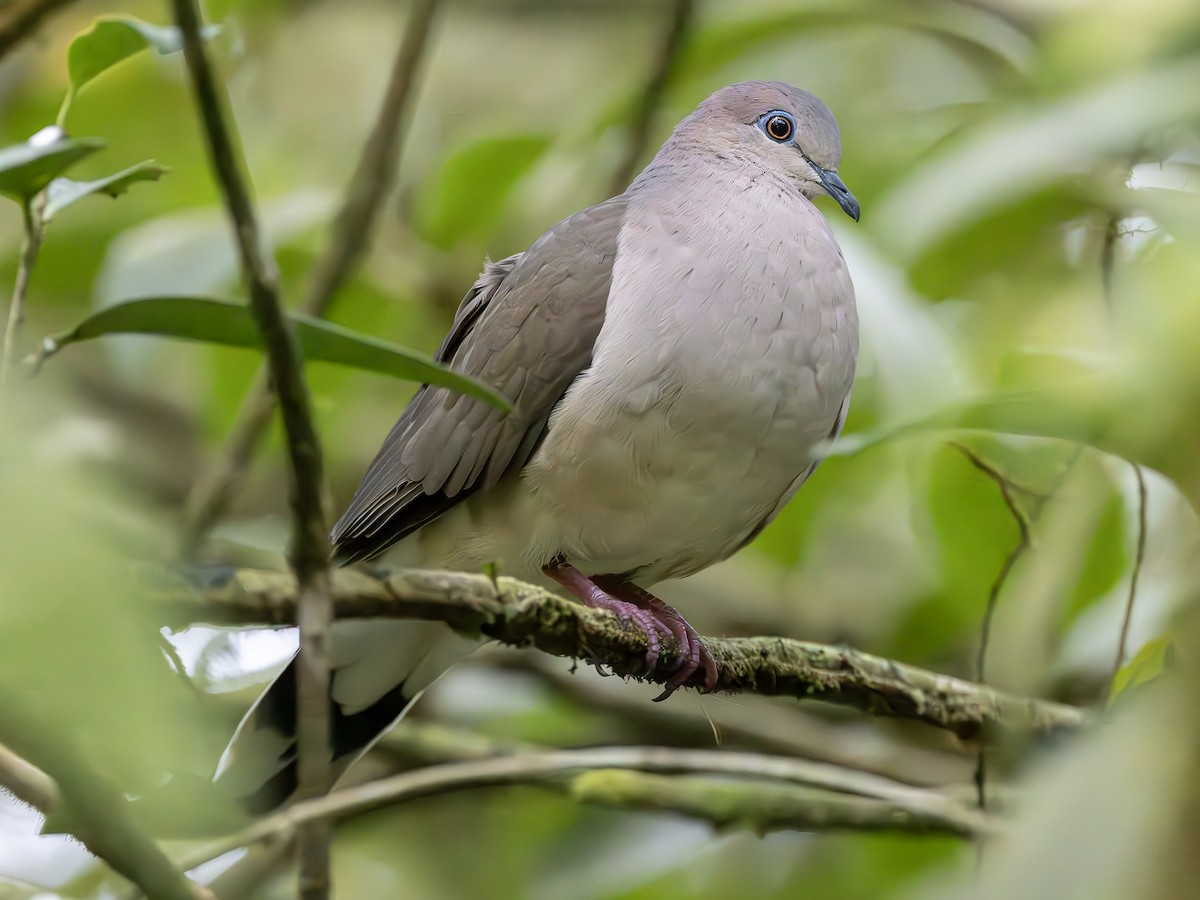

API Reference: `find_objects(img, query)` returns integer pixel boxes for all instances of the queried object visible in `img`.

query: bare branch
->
[950,439,1082,827]
[376,723,983,824]
[1111,460,1150,686]
[168,1,334,895]
[184,745,996,871]
[0,690,203,900]
[151,565,1091,737]
[950,442,1032,685]
[181,0,442,553]
[569,769,974,837]
[0,741,58,813]
[202,835,293,900]
[0,0,80,63]
[1099,151,1152,694]
[1,199,43,388]
[608,0,696,194]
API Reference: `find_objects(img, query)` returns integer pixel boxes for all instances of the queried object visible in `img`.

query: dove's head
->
[680,81,859,221]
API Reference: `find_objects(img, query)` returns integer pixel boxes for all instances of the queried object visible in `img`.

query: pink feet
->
[543,560,719,700]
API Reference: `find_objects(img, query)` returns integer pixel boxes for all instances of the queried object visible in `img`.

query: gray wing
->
[331,196,627,564]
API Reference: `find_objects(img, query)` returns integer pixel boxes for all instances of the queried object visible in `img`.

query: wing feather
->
[331,197,627,563]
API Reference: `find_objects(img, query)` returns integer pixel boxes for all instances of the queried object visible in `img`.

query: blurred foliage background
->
[2,0,1200,897]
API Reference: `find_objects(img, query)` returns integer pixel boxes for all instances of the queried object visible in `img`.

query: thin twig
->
[181,0,441,554]
[376,724,984,823]
[954,440,1082,836]
[952,443,1033,687]
[1,199,43,387]
[0,741,59,812]
[202,834,294,900]
[168,2,334,897]
[950,441,1038,839]
[489,653,975,787]
[0,689,202,900]
[151,565,1091,736]
[1099,144,1142,315]
[608,0,696,194]
[1101,169,1150,692]
[376,717,990,819]
[181,745,996,872]
[1109,463,1149,687]
[0,0,81,63]
[570,770,975,837]
[1100,206,1120,313]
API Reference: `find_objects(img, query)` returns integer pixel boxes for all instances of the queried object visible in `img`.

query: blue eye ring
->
[758,110,795,143]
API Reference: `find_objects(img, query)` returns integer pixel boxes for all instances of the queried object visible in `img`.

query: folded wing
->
[331,196,627,564]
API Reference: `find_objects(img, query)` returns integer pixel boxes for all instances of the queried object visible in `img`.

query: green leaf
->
[874,56,1200,261]
[416,134,553,249]
[96,189,337,304]
[1063,484,1128,622]
[40,297,510,410]
[822,372,1126,464]
[43,160,167,222]
[590,0,1031,135]
[59,16,221,124]
[0,131,105,203]
[677,1,1031,85]
[896,443,1027,658]
[1109,634,1174,704]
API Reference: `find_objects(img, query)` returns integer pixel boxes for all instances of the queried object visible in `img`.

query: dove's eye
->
[760,112,794,143]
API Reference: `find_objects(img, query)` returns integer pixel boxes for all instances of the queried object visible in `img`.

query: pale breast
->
[520,170,858,581]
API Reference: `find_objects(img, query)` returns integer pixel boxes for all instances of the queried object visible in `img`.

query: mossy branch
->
[569,769,974,837]
[151,565,1090,739]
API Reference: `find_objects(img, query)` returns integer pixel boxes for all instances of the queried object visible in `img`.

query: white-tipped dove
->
[216,81,859,811]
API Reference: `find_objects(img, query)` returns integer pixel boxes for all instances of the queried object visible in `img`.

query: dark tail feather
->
[214,620,477,814]
[219,658,416,815]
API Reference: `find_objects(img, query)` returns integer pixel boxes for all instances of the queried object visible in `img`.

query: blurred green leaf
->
[0,394,214,790]
[913,677,1199,900]
[901,443,1024,657]
[43,160,167,222]
[121,772,252,838]
[678,0,1031,84]
[416,134,553,249]
[1110,634,1174,703]
[1063,484,1128,621]
[875,57,1200,261]
[907,189,1088,299]
[59,16,221,125]
[996,347,1120,394]
[42,296,511,410]
[96,190,337,306]
[592,0,1030,135]
[825,383,1125,466]
[0,132,105,203]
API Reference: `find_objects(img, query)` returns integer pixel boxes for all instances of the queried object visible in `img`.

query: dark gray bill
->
[812,164,860,222]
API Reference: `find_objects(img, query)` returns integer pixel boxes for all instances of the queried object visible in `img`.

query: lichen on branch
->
[151,565,1089,738]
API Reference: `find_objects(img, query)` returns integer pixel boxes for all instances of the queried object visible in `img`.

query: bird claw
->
[648,606,718,700]
[593,576,719,695]
[544,562,719,695]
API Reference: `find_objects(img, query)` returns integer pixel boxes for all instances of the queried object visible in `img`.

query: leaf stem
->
[180,0,442,555]
[1110,458,1150,689]
[168,0,335,896]
[608,0,696,194]
[1,198,43,388]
